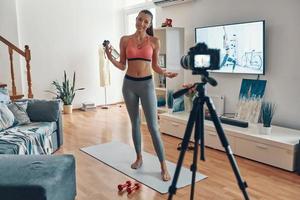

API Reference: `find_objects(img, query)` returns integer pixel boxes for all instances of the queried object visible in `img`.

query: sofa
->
[0,88,76,200]
[0,87,63,155]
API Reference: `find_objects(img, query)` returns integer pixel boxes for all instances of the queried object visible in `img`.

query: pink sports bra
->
[126,37,153,62]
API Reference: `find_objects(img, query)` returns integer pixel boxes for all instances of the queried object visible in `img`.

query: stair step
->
[0,83,7,88]
[10,94,24,101]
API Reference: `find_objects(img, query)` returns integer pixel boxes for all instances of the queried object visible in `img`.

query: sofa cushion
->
[0,143,18,154]
[7,102,31,126]
[0,103,14,131]
[16,121,58,134]
[0,133,60,155]
[0,122,58,155]
[0,154,76,200]
[0,88,10,104]
[26,100,60,122]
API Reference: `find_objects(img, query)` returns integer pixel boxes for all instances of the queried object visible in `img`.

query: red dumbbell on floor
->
[127,183,140,194]
[117,180,132,192]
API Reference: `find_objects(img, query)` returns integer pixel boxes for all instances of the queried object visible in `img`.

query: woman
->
[105,9,177,181]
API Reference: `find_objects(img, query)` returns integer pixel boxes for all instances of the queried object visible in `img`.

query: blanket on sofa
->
[0,122,54,155]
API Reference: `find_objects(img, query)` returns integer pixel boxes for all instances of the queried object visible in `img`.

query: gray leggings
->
[122,75,165,162]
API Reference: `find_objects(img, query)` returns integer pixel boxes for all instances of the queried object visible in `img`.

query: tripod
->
[168,73,249,200]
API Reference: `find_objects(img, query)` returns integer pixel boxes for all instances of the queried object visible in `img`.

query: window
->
[125,0,153,7]
[124,1,156,34]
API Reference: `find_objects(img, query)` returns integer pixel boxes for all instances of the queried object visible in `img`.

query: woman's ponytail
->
[146,25,154,36]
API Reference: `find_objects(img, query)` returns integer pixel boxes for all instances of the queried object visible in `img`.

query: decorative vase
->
[260,125,272,135]
[63,105,73,114]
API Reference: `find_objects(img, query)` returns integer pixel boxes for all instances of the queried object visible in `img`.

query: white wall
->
[15,0,125,107]
[0,0,23,94]
[156,0,300,129]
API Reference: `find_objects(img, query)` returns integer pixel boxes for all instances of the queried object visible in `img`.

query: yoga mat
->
[81,141,207,194]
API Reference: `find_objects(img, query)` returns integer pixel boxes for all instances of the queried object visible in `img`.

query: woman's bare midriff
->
[126,60,152,77]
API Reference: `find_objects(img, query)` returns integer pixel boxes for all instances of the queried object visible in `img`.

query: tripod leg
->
[190,99,203,200]
[168,98,199,200]
[205,97,250,200]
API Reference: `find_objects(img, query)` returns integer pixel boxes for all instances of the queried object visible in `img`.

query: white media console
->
[159,112,300,171]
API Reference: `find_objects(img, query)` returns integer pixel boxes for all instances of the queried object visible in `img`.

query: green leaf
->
[260,101,276,127]
[46,70,84,105]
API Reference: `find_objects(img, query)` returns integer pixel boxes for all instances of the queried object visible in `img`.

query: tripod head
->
[172,70,218,100]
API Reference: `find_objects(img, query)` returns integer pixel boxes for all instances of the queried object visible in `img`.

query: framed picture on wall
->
[159,54,166,68]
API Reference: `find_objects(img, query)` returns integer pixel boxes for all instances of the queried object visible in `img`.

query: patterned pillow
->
[7,101,31,125]
[0,103,15,131]
[0,88,10,104]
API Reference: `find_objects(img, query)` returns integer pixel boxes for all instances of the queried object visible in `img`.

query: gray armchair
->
[0,154,76,200]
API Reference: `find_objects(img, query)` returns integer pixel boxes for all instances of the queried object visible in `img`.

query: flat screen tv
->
[195,20,265,75]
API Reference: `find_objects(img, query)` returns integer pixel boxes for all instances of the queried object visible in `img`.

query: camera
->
[180,43,220,74]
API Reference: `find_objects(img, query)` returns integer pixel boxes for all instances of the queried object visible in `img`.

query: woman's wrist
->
[107,55,113,61]
[108,56,114,62]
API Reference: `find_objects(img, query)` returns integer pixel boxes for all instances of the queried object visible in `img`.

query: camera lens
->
[180,55,190,70]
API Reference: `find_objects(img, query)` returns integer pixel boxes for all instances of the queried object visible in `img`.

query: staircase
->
[0,35,33,100]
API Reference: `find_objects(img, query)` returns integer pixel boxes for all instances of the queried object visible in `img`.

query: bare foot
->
[160,161,171,181]
[131,158,143,169]
[161,170,171,181]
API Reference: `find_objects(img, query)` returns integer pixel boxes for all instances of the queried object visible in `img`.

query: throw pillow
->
[0,88,10,104]
[26,99,60,122]
[0,103,15,131]
[7,101,31,125]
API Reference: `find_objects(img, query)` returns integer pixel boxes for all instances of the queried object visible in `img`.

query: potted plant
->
[259,101,276,134]
[47,71,84,114]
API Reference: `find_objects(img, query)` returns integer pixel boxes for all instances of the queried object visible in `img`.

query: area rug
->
[80,141,207,194]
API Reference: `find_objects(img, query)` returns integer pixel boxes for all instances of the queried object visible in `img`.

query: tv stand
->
[159,112,300,171]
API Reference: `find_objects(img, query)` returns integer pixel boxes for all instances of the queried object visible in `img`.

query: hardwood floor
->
[55,105,300,200]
